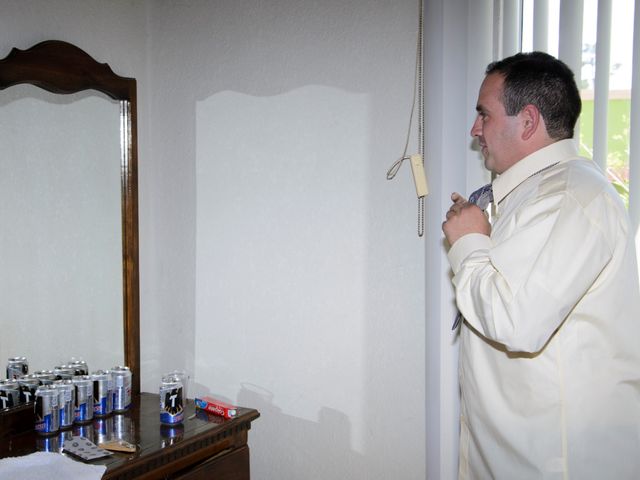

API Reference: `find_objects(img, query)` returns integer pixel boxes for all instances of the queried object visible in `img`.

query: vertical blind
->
[501,0,640,230]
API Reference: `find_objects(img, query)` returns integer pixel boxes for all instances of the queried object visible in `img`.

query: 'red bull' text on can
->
[92,371,113,417]
[35,387,60,435]
[111,366,132,412]
[53,380,75,429]
[72,376,93,424]
[6,356,28,379]
[0,380,21,409]
[159,380,184,425]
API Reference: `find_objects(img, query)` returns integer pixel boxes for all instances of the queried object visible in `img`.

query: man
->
[442,51,640,479]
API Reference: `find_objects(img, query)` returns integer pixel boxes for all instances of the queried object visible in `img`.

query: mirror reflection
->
[0,85,124,372]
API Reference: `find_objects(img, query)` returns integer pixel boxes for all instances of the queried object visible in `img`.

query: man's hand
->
[442,192,491,245]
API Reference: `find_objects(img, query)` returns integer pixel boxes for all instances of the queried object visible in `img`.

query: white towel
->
[0,451,106,479]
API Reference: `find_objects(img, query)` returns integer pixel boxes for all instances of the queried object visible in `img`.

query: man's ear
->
[519,104,541,141]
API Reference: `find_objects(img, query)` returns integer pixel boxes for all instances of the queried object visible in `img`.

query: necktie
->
[452,183,493,330]
[467,182,493,211]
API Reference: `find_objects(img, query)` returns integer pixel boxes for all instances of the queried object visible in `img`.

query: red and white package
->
[194,396,238,419]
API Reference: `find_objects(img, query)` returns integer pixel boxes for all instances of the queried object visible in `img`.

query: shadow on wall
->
[237,383,367,479]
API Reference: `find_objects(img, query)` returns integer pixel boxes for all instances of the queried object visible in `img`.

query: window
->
[521,0,637,211]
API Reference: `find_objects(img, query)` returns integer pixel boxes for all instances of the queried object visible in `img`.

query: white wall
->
[146,1,426,478]
[0,1,493,478]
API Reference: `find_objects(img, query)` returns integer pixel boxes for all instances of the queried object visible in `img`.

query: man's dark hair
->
[486,51,581,140]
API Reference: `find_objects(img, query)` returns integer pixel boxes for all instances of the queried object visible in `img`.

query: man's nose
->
[470,115,481,137]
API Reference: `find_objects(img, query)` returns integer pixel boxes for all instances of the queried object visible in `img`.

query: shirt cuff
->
[447,233,492,273]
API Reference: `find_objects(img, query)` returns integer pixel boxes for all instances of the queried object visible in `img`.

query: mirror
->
[0,40,140,395]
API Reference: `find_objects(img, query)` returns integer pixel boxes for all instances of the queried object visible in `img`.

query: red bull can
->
[92,371,113,417]
[53,380,75,429]
[72,375,94,424]
[35,387,60,435]
[111,366,132,412]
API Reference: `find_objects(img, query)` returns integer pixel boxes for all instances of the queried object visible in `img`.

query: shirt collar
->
[492,139,579,205]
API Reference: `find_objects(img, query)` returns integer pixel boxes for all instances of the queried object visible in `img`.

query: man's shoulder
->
[542,158,625,212]
[544,157,607,192]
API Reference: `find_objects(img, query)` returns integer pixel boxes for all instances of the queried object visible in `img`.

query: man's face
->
[470,73,522,175]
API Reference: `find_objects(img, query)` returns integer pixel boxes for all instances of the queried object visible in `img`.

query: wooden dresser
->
[0,393,260,479]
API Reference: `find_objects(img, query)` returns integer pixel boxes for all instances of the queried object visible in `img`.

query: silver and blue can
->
[0,379,21,409]
[72,375,94,424]
[53,380,75,429]
[35,387,60,435]
[92,371,113,417]
[17,375,40,404]
[159,379,184,425]
[111,366,132,412]
[6,356,28,379]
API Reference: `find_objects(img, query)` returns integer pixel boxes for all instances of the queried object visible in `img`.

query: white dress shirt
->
[448,139,640,479]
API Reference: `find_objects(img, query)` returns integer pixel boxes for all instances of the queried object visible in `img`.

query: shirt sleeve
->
[449,191,614,353]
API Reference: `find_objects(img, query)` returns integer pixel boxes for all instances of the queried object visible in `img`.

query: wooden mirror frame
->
[0,40,140,395]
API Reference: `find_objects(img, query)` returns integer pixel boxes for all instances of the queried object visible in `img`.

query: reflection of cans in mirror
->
[72,376,94,424]
[0,380,20,409]
[6,356,28,379]
[160,380,184,425]
[35,387,60,435]
[110,366,132,411]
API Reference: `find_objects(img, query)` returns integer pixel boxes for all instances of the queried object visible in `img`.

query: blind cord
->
[386,0,425,237]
